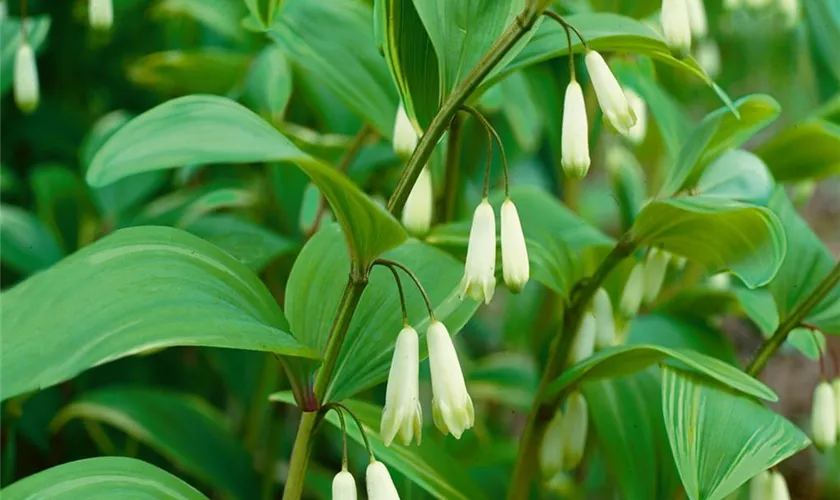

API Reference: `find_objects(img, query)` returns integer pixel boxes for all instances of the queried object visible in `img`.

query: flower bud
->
[685,0,708,39]
[401,167,433,236]
[584,51,636,136]
[769,471,790,500]
[749,470,771,500]
[393,103,418,158]
[332,469,358,500]
[561,392,588,469]
[643,248,671,304]
[811,381,837,449]
[427,321,474,438]
[561,81,590,178]
[592,288,616,349]
[832,378,840,433]
[14,42,40,114]
[539,409,564,477]
[569,312,596,364]
[501,198,529,293]
[620,262,646,317]
[366,461,399,500]
[661,0,692,58]
[623,88,647,145]
[695,40,721,79]
[460,199,496,304]
[381,327,422,446]
[708,272,730,290]
[779,0,800,27]
[89,0,114,30]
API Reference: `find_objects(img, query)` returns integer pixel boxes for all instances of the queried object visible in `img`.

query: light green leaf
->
[1,16,51,94]
[0,226,316,402]
[662,367,810,500]
[631,196,786,288]
[658,95,780,197]
[0,457,207,500]
[805,0,840,83]
[767,188,840,334]
[271,392,487,500]
[0,204,63,276]
[174,187,257,228]
[545,344,776,402]
[500,71,543,153]
[270,0,399,136]
[285,226,479,403]
[628,315,738,363]
[86,95,405,273]
[185,214,296,272]
[52,388,257,499]
[756,120,840,182]
[694,149,775,205]
[127,50,251,96]
[244,45,293,118]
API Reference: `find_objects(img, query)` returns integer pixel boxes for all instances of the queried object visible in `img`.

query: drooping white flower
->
[427,320,474,438]
[623,88,648,145]
[89,0,114,30]
[332,469,358,500]
[393,103,418,158]
[381,326,422,447]
[686,0,708,39]
[584,51,637,136]
[661,0,692,58]
[539,409,565,477]
[569,312,596,364]
[708,272,730,290]
[366,461,400,500]
[769,471,791,500]
[695,40,721,79]
[501,198,529,293]
[643,248,671,304]
[749,470,772,500]
[812,381,837,449]
[592,288,616,349]
[401,167,433,236]
[561,80,590,178]
[620,262,646,317]
[561,392,588,469]
[14,42,39,114]
[778,0,800,27]
[832,378,840,433]
[460,199,496,304]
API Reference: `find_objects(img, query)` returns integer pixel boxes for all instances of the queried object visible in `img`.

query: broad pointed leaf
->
[694,149,774,205]
[0,204,63,276]
[756,120,840,182]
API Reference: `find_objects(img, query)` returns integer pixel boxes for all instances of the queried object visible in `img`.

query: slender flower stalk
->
[661,0,692,57]
[427,321,474,438]
[14,41,39,114]
[569,312,596,364]
[623,88,647,145]
[592,288,616,348]
[460,199,496,304]
[366,461,400,500]
[619,262,646,317]
[501,198,529,292]
[561,80,590,178]
[401,167,433,236]
[393,103,418,158]
[560,392,588,469]
[584,51,637,136]
[380,327,422,446]
[332,470,358,500]
[812,381,837,449]
[89,0,114,30]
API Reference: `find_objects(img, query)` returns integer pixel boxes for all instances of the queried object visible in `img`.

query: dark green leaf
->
[756,120,840,182]
[0,204,63,276]
[152,0,247,43]
[805,0,840,84]
[30,163,90,252]
[244,45,293,118]
[185,214,296,272]
[500,71,543,153]
[127,50,251,96]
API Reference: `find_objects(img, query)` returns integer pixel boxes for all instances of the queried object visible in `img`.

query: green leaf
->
[500,71,543,153]
[244,45,293,118]
[1,16,51,94]
[628,315,738,363]
[185,214,296,272]
[428,186,612,297]
[152,0,247,43]
[662,367,810,500]
[285,226,479,403]
[85,95,405,273]
[756,120,840,182]
[52,388,256,499]
[271,392,487,500]
[767,188,840,334]
[127,50,251,96]
[0,204,63,276]
[657,95,780,197]
[376,0,440,129]
[30,163,91,252]
[0,226,316,402]
[270,0,399,136]
[631,196,786,288]
[545,344,776,402]
[174,187,257,228]
[805,0,840,84]
[0,457,207,500]
[694,149,775,205]
[469,352,538,411]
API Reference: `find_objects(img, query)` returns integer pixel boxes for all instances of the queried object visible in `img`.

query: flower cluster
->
[540,392,589,481]
[811,379,840,450]
[619,248,688,320]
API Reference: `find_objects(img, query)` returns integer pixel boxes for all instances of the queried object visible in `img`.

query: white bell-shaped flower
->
[812,381,837,449]
[686,0,708,39]
[695,40,721,79]
[89,0,114,30]
[832,378,840,433]
[661,0,692,58]
[393,103,418,158]
[584,51,637,136]
[560,392,588,469]
[381,326,422,446]
[332,469,358,500]
[619,262,646,317]
[592,288,616,349]
[708,272,730,290]
[769,471,790,500]
[643,248,671,303]
[539,409,565,477]
[561,80,590,178]
[366,461,400,500]
[749,470,772,500]
[460,199,496,304]
[401,167,433,236]
[569,312,596,364]
[501,198,529,292]
[427,320,474,438]
[623,88,648,145]
[14,42,39,114]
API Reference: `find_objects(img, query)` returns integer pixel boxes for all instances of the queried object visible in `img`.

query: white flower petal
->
[393,103,418,158]
[620,263,646,317]
[89,0,114,30]
[584,51,636,136]
[427,321,474,439]
[461,199,496,304]
[401,167,433,236]
[623,88,648,145]
[381,327,422,446]
[14,43,39,114]
[812,381,837,449]
[561,81,590,178]
[501,198,529,292]
[332,470,358,500]
[661,0,692,57]
[366,461,400,500]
